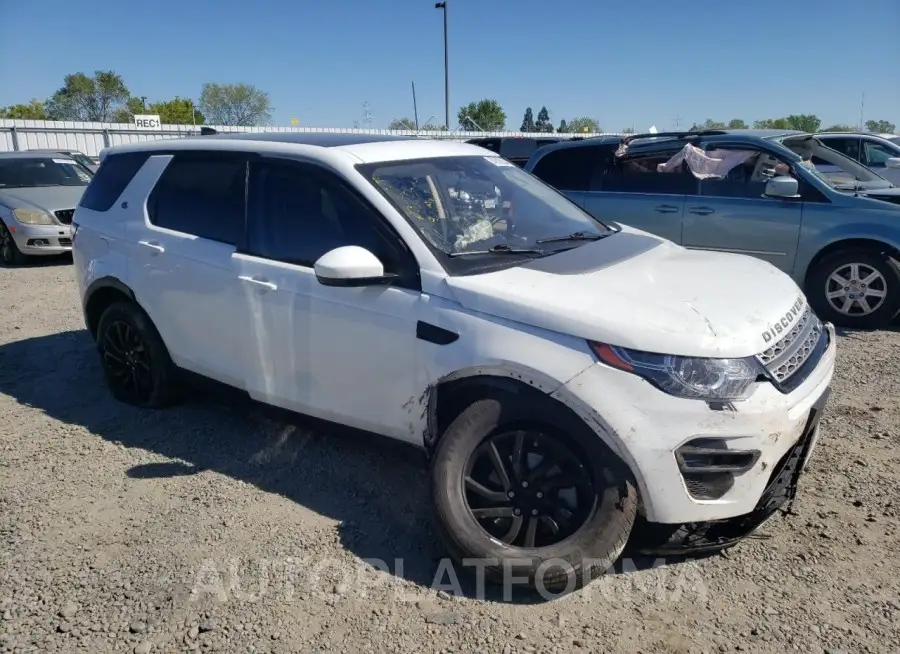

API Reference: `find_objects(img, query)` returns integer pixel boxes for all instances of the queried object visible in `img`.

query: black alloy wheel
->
[463,430,596,548]
[101,319,154,404]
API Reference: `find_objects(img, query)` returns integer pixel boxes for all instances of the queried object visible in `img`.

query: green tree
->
[520,107,535,132]
[784,114,821,132]
[199,82,271,126]
[567,117,600,133]
[622,127,634,134]
[753,118,792,130]
[0,99,47,120]
[557,119,569,133]
[458,99,506,131]
[388,117,417,130]
[111,97,147,123]
[865,119,896,134]
[421,122,448,131]
[535,106,553,132]
[45,71,130,122]
[150,97,204,125]
[698,118,726,130]
[727,118,748,129]
[822,124,855,132]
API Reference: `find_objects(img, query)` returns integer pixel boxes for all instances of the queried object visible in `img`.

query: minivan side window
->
[147,154,247,245]
[530,145,604,192]
[603,153,698,195]
[821,138,860,161]
[245,161,405,273]
[78,152,150,212]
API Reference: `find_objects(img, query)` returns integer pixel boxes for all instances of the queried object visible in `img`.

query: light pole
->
[435,1,449,130]
[140,96,147,111]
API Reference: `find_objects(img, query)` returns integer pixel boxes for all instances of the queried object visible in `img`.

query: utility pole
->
[362,101,372,129]
[435,1,449,130]
[673,114,682,130]
[859,91,865,131]
[140,96,147,111]
[411,81,420,130]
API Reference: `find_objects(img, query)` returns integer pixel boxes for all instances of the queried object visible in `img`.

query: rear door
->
[682,147,802,272]
[584,151,692,244]
[126,151,250,387]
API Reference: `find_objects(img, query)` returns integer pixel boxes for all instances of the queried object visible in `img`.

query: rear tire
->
[431,392,637,593]
[96,301,181,408]
[0,220,28,266]
[806,247,900,329]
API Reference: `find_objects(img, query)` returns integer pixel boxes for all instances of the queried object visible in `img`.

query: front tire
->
[96,301,180,408]
[806,247,900,329]
[431,393,637,593]
[0,220,27,266]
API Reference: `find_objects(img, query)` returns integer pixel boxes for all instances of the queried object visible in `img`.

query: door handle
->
[688,206,715,215]
[654,204,680,214]
[238,275,278,292]
[138,240,165,254]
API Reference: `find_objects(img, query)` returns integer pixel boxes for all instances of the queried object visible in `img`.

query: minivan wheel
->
[0,221,27,266]
[96,301,180,408]
[431,394,637,593]
[806,247,900,329]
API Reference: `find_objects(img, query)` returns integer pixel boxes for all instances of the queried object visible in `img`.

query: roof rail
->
[621,129,727,147]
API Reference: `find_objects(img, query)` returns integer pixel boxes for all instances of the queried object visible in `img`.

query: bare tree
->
[198,83,272,126]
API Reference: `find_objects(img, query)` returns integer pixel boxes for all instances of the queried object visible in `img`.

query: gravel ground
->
[1,257,898,654]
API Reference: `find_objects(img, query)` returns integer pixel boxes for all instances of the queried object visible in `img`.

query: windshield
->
[67,152,96,170]
[358,155,611,257]
[780,137,892,190]
[0,157,92,188]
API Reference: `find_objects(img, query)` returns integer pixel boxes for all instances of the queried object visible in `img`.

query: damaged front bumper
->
[633,385,830,556]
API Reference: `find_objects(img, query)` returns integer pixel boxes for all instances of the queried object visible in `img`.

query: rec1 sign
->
[133,114,161,129]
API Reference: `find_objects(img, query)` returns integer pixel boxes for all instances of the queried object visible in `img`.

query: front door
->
[682,151,803,272]
[236,158,427,442]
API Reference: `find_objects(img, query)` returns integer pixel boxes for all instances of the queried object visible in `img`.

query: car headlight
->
[12,208,55,225]
[589,341,762,401]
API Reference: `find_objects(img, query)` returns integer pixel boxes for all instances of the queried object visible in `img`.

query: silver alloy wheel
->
[825,262,888,316]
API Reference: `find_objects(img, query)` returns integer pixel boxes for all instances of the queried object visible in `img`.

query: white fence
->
[0,119,612,158]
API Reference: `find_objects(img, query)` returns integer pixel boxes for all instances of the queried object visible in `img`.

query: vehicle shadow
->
[0,329,707,604]
[0,252,73,268]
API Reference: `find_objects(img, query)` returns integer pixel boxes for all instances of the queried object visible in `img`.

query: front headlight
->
[589,341,762,401]
[12,208,55,225]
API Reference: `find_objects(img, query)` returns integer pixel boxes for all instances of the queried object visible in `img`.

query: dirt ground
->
[1,257,898,654]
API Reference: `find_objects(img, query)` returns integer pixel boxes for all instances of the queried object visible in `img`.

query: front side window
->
[0,157,91,189]
[864,141,899,168]
[246,161,404,272]
[147,154,246,245]
[358,155,611,258]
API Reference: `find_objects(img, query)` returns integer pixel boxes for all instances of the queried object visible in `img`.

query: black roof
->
[195,131,415,147]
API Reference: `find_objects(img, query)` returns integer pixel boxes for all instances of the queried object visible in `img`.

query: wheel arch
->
[425,365,640,488]
[83,276,138,340]
[803,237,900,289]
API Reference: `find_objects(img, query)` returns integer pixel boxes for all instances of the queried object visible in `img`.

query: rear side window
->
[147,154,247,245]
[78,152,149,212]
[603,154,698,195]
[530,145,605,192]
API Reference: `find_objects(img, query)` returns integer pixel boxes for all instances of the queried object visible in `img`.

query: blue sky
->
[2,0,898,131]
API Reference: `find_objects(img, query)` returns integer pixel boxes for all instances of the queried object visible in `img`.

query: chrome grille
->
[756,304,824,385]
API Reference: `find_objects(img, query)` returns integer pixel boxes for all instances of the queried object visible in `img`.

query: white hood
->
[445,228,805,358]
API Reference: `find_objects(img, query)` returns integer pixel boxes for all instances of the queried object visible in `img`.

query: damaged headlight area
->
[589,341,763,401]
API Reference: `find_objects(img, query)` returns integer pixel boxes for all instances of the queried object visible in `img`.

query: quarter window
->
[78,152,149,212]
[148,154,247,245]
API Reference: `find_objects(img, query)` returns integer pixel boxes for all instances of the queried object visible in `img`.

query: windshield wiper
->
[448,244,546,257]
[536,231,611,244]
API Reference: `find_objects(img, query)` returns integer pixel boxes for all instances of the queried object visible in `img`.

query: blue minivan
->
[525,129,900,329]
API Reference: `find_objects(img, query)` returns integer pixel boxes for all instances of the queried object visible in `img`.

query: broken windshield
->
[358,155,612,256]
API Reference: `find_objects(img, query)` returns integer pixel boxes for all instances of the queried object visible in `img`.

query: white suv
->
[72,132,836,592]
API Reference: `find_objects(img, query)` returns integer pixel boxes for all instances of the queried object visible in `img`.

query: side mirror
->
[313,246,398,287]
[764,175,801,199]
[884,157,900,169]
